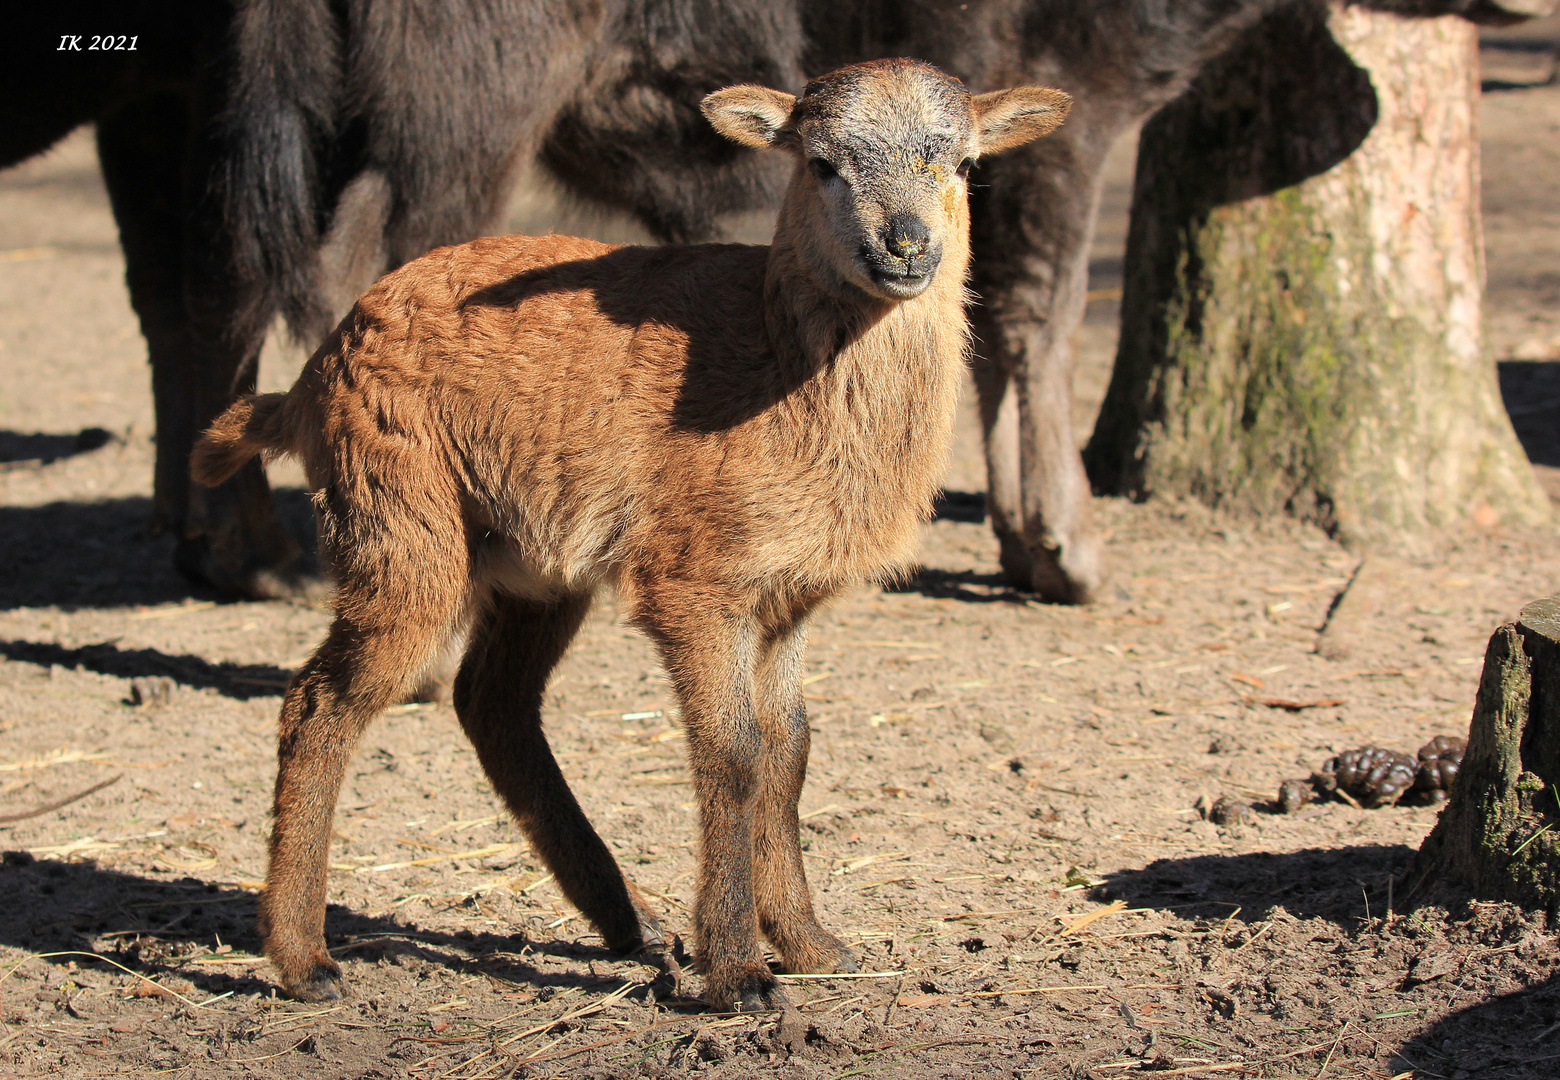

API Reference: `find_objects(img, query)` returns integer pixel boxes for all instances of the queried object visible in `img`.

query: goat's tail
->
[191,394,296,487]
[220,0,346,343]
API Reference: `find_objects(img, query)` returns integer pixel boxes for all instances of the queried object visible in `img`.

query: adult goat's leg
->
[750,618,855,975]
[454,593,664,954]
[108,105,305,599]
[969,131,1109,604]
[99,95,307,599]
[641,590,777,1011]
[261,575,466,999]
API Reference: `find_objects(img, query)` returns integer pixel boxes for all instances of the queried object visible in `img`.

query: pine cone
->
[1413,735,1467,801]
[1320,746,1418,808]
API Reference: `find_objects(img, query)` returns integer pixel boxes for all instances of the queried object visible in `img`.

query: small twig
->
[964,984,1110,999]
[0,950,206,1010]
[1232,922,1274,954]
[0,773,123,822]
[228,1036,314,1064]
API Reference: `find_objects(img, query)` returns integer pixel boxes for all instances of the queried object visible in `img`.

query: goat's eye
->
[809,158,838,181]
[956,157,975,178]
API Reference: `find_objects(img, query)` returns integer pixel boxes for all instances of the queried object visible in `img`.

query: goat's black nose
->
[884,213,930,260]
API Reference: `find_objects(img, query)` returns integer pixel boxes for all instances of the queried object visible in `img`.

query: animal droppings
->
[128,677,175,708]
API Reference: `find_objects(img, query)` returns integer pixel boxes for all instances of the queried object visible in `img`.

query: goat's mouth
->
[861,250,941,300]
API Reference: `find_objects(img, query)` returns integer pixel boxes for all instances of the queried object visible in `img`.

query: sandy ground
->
[1,32,1559,1080]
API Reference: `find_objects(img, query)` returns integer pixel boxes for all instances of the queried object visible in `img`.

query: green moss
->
[1135,164,1516,543]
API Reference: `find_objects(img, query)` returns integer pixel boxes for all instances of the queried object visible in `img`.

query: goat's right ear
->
[701,86,798,150]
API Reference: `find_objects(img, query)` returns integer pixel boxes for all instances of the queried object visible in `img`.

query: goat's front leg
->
[968,128,1111,604]
[642,596,781,1012]
[751,619,855,975]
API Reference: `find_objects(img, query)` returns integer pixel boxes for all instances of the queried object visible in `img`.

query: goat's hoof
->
[628,934,687,999]
[706,966,789,1013]
[278,958,344,1001]
[775,928,858,974]
[996,531,1100,606]
[173,534,324,602]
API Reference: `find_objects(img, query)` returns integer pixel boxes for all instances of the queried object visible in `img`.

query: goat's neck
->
[761,228,967,391]
[760,215,968,501]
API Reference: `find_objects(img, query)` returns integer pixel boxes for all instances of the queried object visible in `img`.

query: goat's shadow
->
[1395,972,1560,1078]
[460,241,932,436]
[0,857,656,1001]
[886,490,1034,604]
[0,427,113,466]
[1100,842,1560,1073]
[0,638,293,700]
[0,487,316,611]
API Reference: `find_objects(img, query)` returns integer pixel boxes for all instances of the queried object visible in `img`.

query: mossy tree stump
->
[1409,597,1560,910]
[1084,1,1548,544]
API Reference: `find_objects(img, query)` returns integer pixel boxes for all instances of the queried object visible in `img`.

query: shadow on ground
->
[0,638,293,700]
[887,567,1029,604]
[1099,842,1415,924]
[0,858,660,1002]
[0,488,316,610]
[1396,973,1560,1079]
[0,427,112,466]
[932,489,987,524]
[1500,359,1560,468]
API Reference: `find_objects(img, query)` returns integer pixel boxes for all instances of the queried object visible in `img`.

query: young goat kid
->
[193,59,1069,1011]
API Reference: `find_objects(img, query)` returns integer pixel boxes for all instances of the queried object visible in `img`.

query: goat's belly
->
[470,495,629,600]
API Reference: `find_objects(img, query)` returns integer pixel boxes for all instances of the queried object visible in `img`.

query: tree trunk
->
[1084,1,1549,544]
[1407,596,1560,910]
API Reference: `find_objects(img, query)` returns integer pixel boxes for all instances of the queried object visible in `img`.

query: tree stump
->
[1084,1,1549,545]
[1408,596,1560,910]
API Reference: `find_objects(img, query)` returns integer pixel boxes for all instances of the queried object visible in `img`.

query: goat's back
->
[291,233,817,594]
[286,230,957,602]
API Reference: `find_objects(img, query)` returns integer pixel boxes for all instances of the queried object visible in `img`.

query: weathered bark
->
[1407,597,1560,910]
[1085,1,1549,545]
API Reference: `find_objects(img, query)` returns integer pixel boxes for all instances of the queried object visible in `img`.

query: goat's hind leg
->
[261,584,467,1000]
[454,594,665,957]
[752,620,856,975]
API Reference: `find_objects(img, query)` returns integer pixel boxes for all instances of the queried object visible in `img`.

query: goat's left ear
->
[971,87,1072,155]
[702,86,799,150]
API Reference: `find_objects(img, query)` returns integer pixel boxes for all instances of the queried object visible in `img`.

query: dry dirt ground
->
[2,33,1560,1080]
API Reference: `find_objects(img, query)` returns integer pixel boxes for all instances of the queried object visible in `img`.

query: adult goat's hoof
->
[173,531,323,602]
[997,529,1101,605]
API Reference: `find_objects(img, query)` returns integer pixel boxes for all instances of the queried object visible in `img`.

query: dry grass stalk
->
[0,748,111,773]
[359,842,521,874]
[0,950,211,1009]
[1059,899,1129,936]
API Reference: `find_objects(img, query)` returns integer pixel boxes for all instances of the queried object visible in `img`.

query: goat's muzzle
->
[862,213,941,299]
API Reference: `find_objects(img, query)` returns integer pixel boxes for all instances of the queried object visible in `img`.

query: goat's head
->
[702,59,1070,303]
